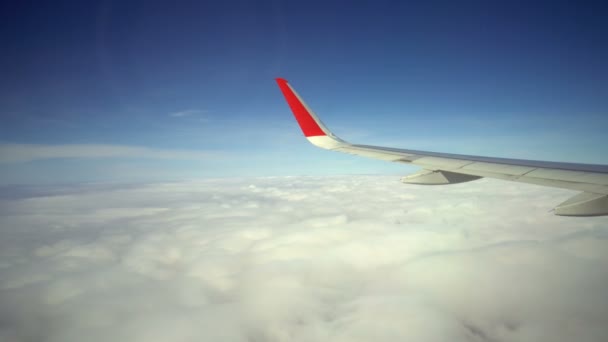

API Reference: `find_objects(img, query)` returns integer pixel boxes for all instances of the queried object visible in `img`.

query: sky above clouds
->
[1,176,608,341]
[0,0,607,183]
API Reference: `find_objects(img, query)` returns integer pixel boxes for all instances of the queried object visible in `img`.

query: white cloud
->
[169,109,204,118]
[0,176,607,341]
[0,143,218,163]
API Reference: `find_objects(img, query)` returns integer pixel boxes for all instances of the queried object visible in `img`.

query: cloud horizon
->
[0,143,219,164]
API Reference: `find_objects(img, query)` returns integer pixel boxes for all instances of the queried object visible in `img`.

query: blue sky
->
[1,0,607,184]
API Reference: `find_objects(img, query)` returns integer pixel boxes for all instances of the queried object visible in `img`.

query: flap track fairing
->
[401,170,482,185]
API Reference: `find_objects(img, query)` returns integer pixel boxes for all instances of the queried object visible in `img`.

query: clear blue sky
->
[1,0,607,184]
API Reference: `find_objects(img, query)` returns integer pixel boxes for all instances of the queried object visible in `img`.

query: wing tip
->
[275,78,328,138]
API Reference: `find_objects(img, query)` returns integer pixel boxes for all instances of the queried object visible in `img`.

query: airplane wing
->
[275,78,608,216]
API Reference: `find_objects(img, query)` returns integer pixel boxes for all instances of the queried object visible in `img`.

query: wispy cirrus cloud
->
[168,109,205,118]
[0,143,218,163]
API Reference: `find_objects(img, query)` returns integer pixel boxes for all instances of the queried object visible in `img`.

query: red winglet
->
[276,78,326,137]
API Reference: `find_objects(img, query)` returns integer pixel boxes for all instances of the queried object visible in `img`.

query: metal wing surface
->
[276,78,608,216]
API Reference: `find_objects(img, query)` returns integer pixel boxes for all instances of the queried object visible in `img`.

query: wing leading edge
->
[275,78,608,216]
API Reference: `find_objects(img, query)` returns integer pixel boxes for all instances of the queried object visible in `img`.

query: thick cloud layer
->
[0,176,607,342]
